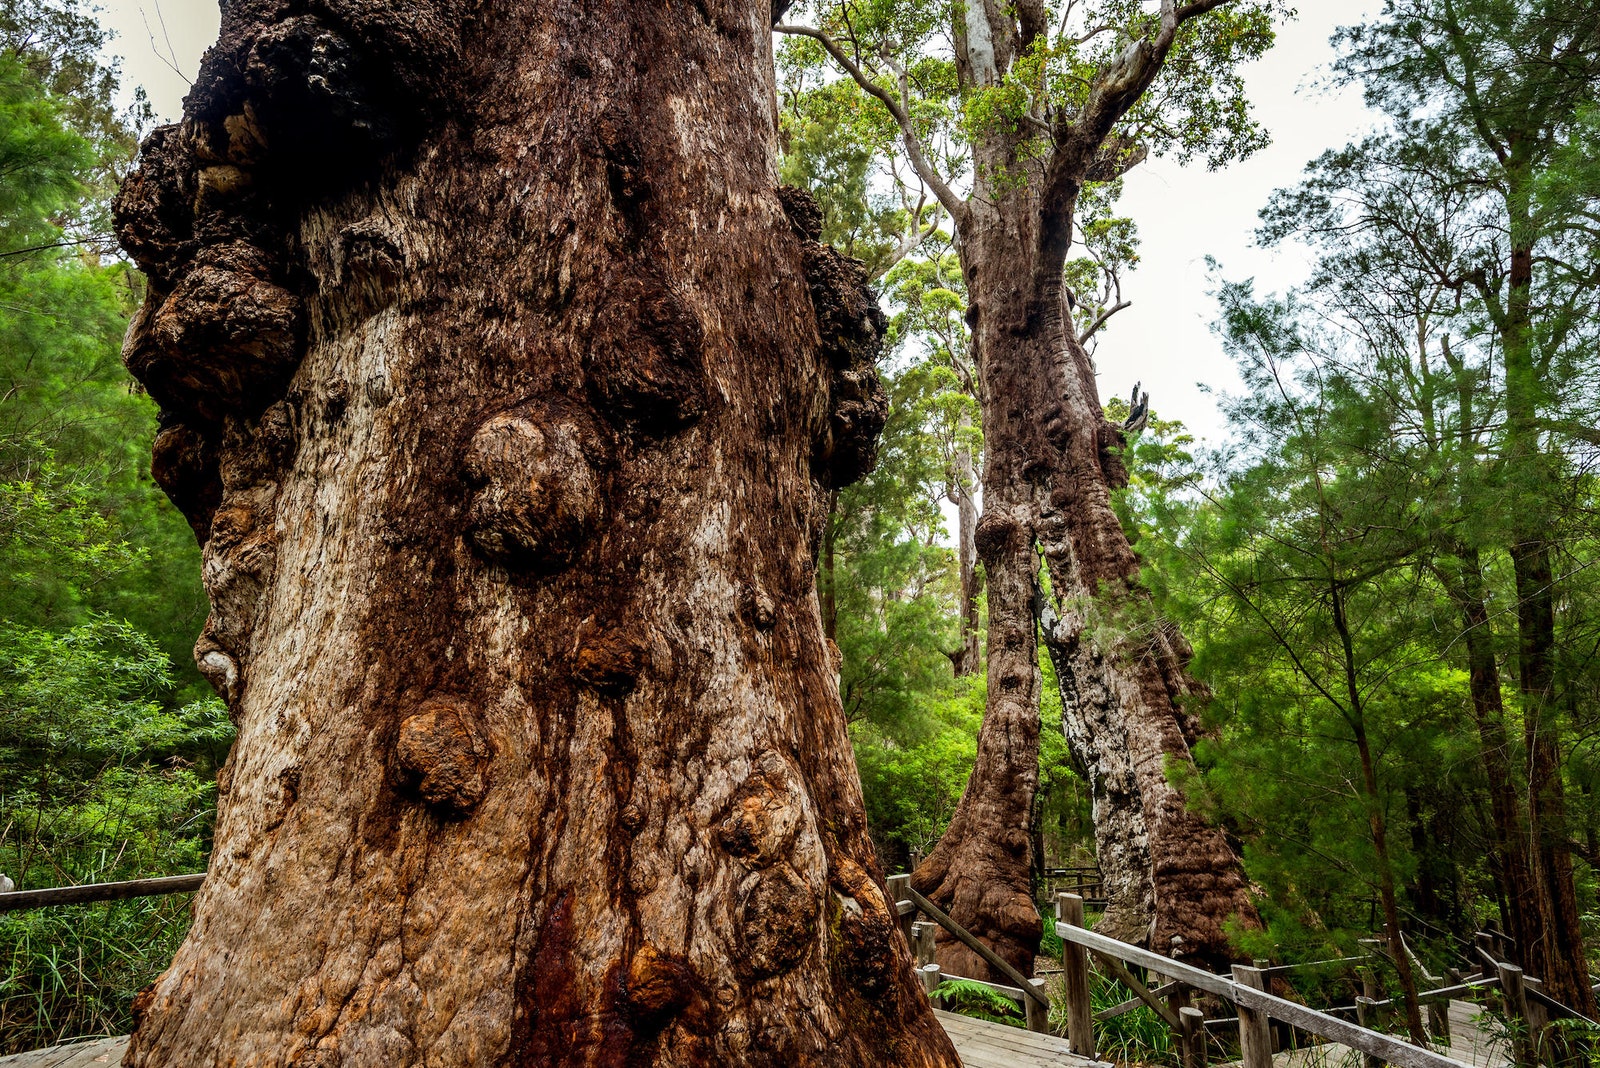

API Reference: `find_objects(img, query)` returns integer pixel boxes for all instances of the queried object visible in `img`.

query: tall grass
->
[1046,969,1181,1066]
[0,894,193,1053]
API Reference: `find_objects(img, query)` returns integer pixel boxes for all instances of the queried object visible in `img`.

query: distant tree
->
[777,0,1281,975]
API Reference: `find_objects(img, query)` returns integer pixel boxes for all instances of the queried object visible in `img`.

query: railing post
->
[911,919,936,968]
[1497,962,1536,1068]
[1523,976,1549,1063]
[887,874,914,943]
[1232,965,1273,1068]
[1355,996,1382,1068]
[1057,892,1094,1058]
[919,962,942,997]
[1427,999,1450,1047]
[1025,977,1050,1034]
[1179,1005,1206,1068]
[1476,932,1497,978]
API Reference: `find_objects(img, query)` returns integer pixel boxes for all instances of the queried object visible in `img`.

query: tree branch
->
[775,24,969,226]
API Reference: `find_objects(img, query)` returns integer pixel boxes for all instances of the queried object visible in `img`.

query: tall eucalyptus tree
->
[778,0,1280,973]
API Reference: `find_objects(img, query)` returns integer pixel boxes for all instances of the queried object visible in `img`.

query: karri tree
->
[778,0,1279,974]
[111,0,960,1063]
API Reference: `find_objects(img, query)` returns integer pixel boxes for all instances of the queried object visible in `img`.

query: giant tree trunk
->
[112,1,960,1064]
[1031,252,1257,964]
[911,191,1259,978]
[905,8,1265,964]
[951,417,981,678]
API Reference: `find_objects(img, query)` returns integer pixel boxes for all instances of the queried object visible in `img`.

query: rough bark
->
[1440,551,1539,964]
[112,1,960,1063]
[1035,280,1256,965]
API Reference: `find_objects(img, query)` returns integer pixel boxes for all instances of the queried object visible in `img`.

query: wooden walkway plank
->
[934,1008,1111,1066]
[0,1037,125,1068]
[1,1016,1104,1068]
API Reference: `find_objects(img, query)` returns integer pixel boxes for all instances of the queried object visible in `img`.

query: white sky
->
[94,0,1382,443]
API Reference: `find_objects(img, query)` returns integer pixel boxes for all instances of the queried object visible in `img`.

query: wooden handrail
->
[0,873,205,912]
[1054,915,1477,1068]
[901,884,1051,1009]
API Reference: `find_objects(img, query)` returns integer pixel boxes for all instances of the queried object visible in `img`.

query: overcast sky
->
[94,0,1382,443]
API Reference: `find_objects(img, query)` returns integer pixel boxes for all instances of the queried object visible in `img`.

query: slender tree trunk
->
[1502,151,1594,1016]
[1355,725,1428,1045]
[1330,585,1426,1045]
[112,1,959,1064]
[953,416,981,678]
[1441,552,1540,964]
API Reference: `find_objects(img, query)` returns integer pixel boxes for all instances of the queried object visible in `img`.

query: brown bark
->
[905,2,1260,977]
[1331,584,1425,1046]
[1440,551,1539,963]
[112,1,959,1063]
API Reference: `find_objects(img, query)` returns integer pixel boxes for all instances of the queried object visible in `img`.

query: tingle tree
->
[778,0,1279,975]
[111,0,961,1064]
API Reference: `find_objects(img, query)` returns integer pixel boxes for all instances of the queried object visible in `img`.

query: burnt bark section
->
[907,4,1261,977]
[113,0,951,1064]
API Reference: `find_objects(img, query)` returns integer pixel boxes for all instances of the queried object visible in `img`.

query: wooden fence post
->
[1232,965,1273,1068]
[919,962,942,997]
[1180,1005,1206,1068]
[1427,1000,1450,1047]
[887,874,914,943]
[1523,976,1549,1063]
[1475,933,1497,978]
[1025,977,1050,1034]
[1057,893,1094,1058]
[911,920,936,968]
[1169,981,1193,1059]
[1355,996,1383,1068]
[1497,962,1536,1068]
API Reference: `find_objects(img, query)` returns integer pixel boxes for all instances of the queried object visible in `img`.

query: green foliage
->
[0,896,193,1052]
[932,976,1026,1026]
[0,0,219,1049]
[853,680,982,858]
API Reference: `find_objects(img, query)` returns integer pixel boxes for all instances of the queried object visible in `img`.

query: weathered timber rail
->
[0,874,204,912]
[0,873,1570,1068]
[885,882,1517,1068]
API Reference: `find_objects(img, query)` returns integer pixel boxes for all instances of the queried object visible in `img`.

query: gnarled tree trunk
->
[113,0,960,1063]
[914,186,1257,977]
[1036,316,1258,963]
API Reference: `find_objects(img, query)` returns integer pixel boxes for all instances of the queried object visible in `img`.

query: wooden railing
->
[886,880,1529,1068]
[1050,893,1480,1068]
[5,870,1583,1068]
[0,873,205,912]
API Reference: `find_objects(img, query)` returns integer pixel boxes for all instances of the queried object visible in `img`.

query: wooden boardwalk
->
[0,1014,1104,1068]
[0,1037,122,1068]
[1225,1000,1508,1068]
